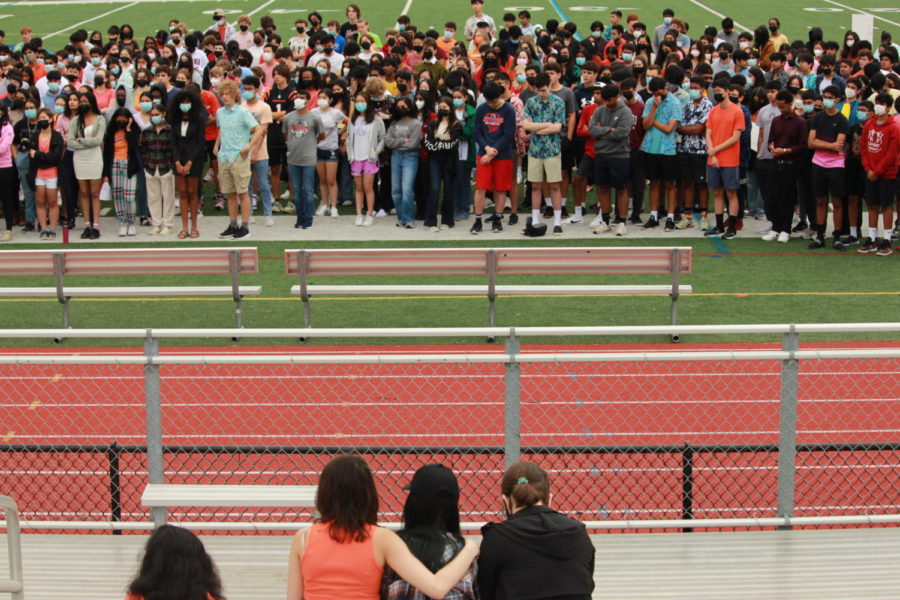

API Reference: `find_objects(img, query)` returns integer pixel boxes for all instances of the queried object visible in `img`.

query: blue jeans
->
[747,168,764,217]
[249,159,273,216]
[135,151,148,218]
[452,159,471,219]
[338,154,353,203]
[288,164,316,227]
[391,151,418,224]
[14,151,35,223]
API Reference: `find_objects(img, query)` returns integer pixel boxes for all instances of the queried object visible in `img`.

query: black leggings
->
[0,165,18,230]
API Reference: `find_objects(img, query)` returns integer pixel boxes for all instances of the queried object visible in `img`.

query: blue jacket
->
[813,73,846,93]
[474,101,516,160]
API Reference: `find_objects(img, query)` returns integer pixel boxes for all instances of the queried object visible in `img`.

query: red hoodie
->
[860,116,900,179]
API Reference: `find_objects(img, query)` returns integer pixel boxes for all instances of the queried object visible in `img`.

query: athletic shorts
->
[865,178,895,208]
[576,154,595,182]
[812,164,845,198]
[475,158,513,191]
[643,153,678,182]
[844,162,866,197]
[527,155,562,184]
[316,148,339,163]
[218,155,251,195]
[35,176,58,189]
[206,139,218,162]
[561,142,576,171]
[268,144,287,167]
[593,155,630,189]
[350,159,379,177]
[678,153,707,184]
[707,165,740,191]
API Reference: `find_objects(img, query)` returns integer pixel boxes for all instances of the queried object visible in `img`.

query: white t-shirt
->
[312,107,345,150]
[351,118,372,162]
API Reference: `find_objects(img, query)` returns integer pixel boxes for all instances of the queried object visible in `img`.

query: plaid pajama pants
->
[111,158,137,226]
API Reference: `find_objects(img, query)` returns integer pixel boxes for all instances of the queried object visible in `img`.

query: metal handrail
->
[0,495,24,600]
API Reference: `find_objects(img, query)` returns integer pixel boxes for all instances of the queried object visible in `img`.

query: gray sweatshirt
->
[589,100,634,158]
[383,117,422,153]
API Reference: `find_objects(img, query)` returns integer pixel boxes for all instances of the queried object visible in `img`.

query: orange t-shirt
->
[113,131,128,160]
[35,134,58,179]
[706,101,745,168]
[300,523,382,600]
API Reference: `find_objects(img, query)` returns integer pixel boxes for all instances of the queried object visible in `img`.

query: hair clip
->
[517,477,529,484]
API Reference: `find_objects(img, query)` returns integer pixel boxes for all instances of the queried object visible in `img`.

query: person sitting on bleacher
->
[287,455,479,600]
[381,464,478,599]
[125,524,224,600]
[477,462,595,600]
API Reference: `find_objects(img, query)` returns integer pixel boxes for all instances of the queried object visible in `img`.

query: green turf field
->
[6,0,900,50]
[2,237,898,347]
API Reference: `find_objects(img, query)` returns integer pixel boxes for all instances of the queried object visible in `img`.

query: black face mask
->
[397,82,408,93]
[114,119,128,129]
[788,86,800,94]
[10,99,24,110]
[719,51,729,61]
[622,91,634,100]
[241,25,250,32]
[361,42,371,50]
[324,47,333,54]
[136,79,148,87]
[822,68,833,75]
[214,51,224,58]
[396,105,409,116]
[768,25,777,33]
[116,96,126,107]
[37,120,50,130]
[296,27,305,34]
[173,80,186,88]
[94,76,105,87]
[437,108,450,116]
[713,92,725,103]
[423,50,433,60]
[78,104,91,114]
[253,37,263,45]
[729,95,740,103]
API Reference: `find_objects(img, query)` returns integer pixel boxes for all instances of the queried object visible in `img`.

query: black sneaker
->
[89,227,100,239]
[840,234,859,246]
[80,227,92,239]
[469,219,482,235]
[508,213,519,226]
[857,238,878,254]
[218,224,239,239]
[641,216,659,229]
[47,230,57,241]
[664,217,675,232]
[232,225,250,240]
[552,225,563,236]
[485,213,502,223]
[807,237,825,249]
[140,217,152,227]
[630,213,642,224]
[542,205,553,218]
[294,220,304,229]
[832,239,847,252]
[491,219,502,233]
[791,220,808,234]
[21,222,35,233]
[561,207,569,219]
[722,228,737,240]
[704,226,725,237]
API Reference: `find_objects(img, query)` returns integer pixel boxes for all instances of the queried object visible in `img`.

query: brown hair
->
[501,462,550,508]
[316,455,379,543]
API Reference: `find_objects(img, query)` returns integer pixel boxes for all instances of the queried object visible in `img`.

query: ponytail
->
[500,462,550,509]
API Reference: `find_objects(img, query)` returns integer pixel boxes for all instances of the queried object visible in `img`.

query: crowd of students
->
[125,457,595,600]
[0,3,899,251]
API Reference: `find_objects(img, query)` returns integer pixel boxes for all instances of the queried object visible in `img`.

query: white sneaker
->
[280,190,291,200]
[777,231,790,243]
[0,230,11,242]
[330,207,339,218]
[126,225,137,236]
[429,226,439,232]
[759,221,773,234]
[118,225,127,237]
[202,169,215,182]
[593,221,609,234]
[762,231,778,242]
[374,209,387,218]
[564,215,583,224]
[699,216,709,230]
[363,214,374,226]
[439,224,450,230]
[249,216,256,224]
[589,215,604,228]
[354,214,364,226]
[265,216,275,227]
[615,222,627,237]
[272,203,283,213]
[316,204,327,216]
[282,203,296,214]
[159,226,172,236]
[675,217,694,229]
[148,226,160,236]
[803,228,817,240]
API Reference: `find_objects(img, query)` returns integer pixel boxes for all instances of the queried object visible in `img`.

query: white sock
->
[574,205,582,218]
[554,210,562,226]
[544,197,552,207]
[532,209,541,222]
[850,226,858,237]
[651,210,658,219]
[667,212,675,220]
[561,197,568,207]
[870,227,878,239]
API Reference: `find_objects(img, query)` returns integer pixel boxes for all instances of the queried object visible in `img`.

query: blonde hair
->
[217,79,240,101]
[362,77,386,98]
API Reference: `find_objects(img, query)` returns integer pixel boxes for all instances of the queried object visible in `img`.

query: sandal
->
[190,230,199,238]
[177,230,189,239]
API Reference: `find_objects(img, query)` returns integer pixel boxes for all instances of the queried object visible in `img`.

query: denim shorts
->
[317,148,339,163]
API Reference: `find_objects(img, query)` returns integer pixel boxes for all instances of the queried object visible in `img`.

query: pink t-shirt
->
[36,135,58,179]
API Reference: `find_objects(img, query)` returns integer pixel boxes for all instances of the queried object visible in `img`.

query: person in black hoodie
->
[478,461,595,600]
[102,107,142,237]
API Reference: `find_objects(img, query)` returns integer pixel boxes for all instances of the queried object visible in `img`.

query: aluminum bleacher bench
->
[0,495,24,600]
[284,247,692,338]
[0,247,260,330]
[141,484,317,525]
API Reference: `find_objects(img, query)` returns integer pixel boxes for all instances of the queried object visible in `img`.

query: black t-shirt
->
[266,84,297,147]
[810,109,849,145]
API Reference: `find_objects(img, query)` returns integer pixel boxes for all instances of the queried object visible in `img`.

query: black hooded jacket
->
[477,505,595,600]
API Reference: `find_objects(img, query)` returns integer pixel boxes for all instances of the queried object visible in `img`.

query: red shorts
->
[475,158,513,192]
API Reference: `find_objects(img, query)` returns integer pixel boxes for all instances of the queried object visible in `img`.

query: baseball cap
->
[213,8,226,18]
[402,464,459,503]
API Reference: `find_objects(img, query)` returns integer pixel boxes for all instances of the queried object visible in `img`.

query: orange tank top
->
[114,131,128,160]
[300,523,382,600]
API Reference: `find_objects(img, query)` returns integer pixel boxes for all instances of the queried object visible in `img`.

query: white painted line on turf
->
[6,0,219,4]
[248,0,277,17]
[686,0,750,33]
[400,0,415,18]
[44,1,139,39]
[824,0,900,28]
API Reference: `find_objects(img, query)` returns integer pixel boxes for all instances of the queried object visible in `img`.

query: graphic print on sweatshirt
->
[482,111,505,133]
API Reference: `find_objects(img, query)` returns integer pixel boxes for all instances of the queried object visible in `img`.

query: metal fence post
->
[504,328,521,469]
[144,332,166,527]
[776,324,800,529]
[107,441,122,535]
[681,442,694,533]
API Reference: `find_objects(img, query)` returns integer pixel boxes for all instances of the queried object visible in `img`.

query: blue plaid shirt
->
[381,534,478,600]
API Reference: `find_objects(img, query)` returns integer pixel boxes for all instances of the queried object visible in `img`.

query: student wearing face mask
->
[207,9,235,49]
[140,103,176,237]
[311,88,345,219]
[858,93,900,255]
[0,106,16,241]
[265,63,297,218]
[384,96,422,228]
[833,101,870,249]
[102,107,140,236]
[238,77,272,226]
[12,97,40,231]
[228,15,254,50]
[283,89,325,229]
[27,107,64,239]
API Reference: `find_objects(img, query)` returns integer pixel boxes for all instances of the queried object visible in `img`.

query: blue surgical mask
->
[151,115,165,125]
[822,98,835,109]
[316,66,327,75]
[689,89,701,100]
[855,110,868,122]
[91,57,101,66]
[516,73,527,83]
[24,108,37,119]
[591,31,601,38]
[803,104,814,114]
[241,90,256,101]
[681,81,690,90]
[48,83,60,93]
[622,53,633,61]
[664,16,673,25]
[47,64,57,72]
[111,67,120,75]
[748,58,758,67]
[53,105,65,115]
[179,102,192,112]
[355,102,367,112]
[575,57,586,66]
[140,101,153,112]
[453,98,464,107]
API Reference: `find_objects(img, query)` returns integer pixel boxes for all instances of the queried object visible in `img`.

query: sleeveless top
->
[300,522,383,600]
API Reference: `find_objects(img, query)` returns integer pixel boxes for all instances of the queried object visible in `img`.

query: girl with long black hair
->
[168,89,207,237]
[68,90,106,239]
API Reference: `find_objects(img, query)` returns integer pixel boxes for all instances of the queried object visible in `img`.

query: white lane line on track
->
[44,1,139,39]
[823,0,900,28]
[686,0,751,33]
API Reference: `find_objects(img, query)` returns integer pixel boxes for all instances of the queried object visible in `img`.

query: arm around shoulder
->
[377,527,479,600]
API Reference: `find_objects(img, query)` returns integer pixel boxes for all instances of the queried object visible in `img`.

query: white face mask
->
[873,104,887,116]
[739,41,750,50]
[813,49,823,57]
[793,99,803,109]
[845,39,855,47]
[690,49,700,58]
[317,98,329,108]
[263,52,273,62]
[415,99,425,110]
[845,88,857,99]
[210,77,221,87]
[294,98,307,110]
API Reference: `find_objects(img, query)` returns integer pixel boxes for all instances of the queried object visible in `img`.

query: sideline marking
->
[44,1,138,39]
[548,0,583,41]
[823,0,900,28]
[248,0,277,17]
[686,0,750,32]
[401,0,415,20]
[709,236,730,255]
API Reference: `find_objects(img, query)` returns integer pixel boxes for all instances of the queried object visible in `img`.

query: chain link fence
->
[0,330,897,533]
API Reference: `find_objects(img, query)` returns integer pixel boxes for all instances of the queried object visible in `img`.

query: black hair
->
[316,455,379,542]
[397,469,463,573]
[128,525,224,600]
